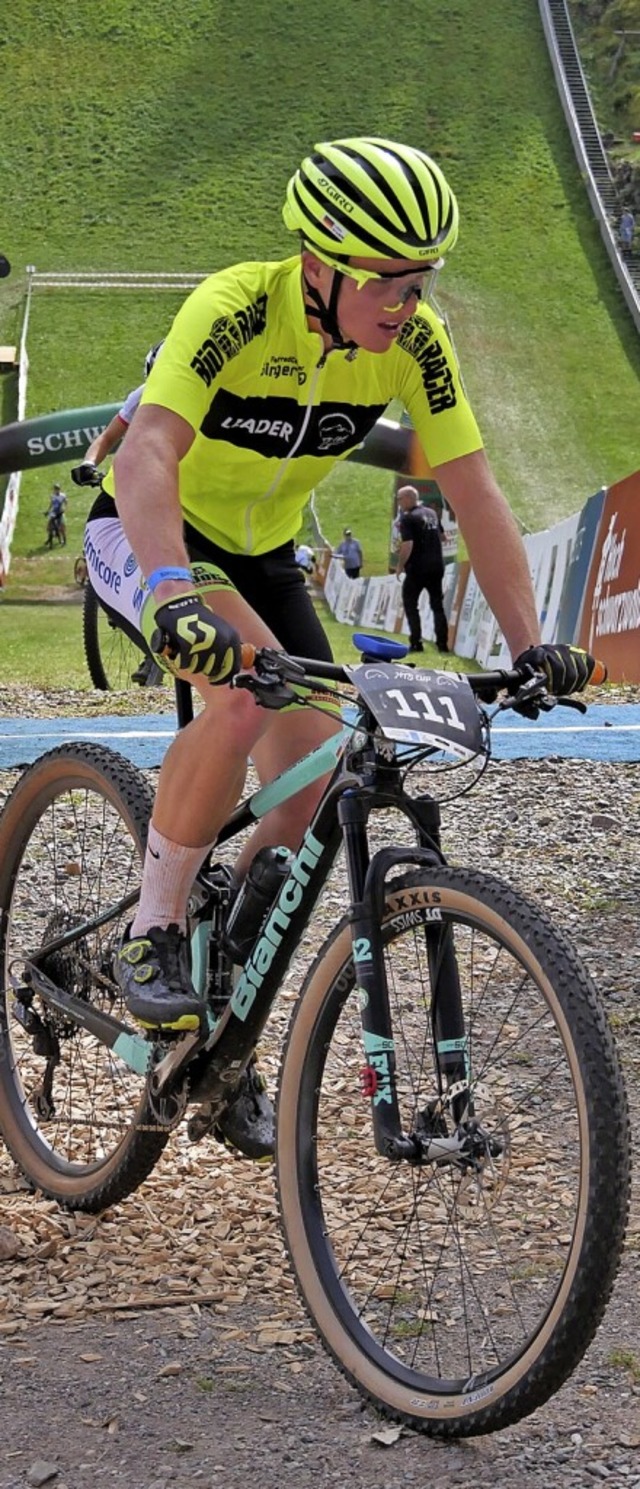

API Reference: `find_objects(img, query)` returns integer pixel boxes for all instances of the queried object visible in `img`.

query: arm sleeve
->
[119,385,144,425]
[396,307,484,468]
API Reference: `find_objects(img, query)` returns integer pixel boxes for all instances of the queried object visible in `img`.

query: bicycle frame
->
[20,692,464,1159]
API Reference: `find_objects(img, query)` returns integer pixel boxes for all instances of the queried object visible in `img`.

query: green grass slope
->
[1,0,639,582]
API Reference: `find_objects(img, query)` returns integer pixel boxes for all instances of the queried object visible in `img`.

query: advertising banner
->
[453,568,491,659]
[0,405,118,475]
[445,561,469,653]
[0,471,20,583]
[334,574,367,626]
[578,471,640,681]
[554,489,606,645]
[0,406,429,480]
[538,513,580,642]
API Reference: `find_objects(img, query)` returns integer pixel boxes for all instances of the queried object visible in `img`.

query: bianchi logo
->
[317,412,356,452]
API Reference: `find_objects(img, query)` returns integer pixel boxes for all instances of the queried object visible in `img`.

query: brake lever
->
[555,695,588,715]
[252,647,306,684]
[498,675,550,717]
[233,673,298,709]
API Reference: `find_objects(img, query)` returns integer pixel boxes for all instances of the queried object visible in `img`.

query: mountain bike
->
[44,510,66,548]
[0,638,629,1438]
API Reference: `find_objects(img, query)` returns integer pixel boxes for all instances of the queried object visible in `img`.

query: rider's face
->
[303,253,431,353]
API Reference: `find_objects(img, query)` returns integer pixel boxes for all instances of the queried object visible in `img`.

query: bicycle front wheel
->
[277,866,629,1437]
[0,743,169,1211]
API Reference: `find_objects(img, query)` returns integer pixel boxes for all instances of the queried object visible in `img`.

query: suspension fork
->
[339,791,416,1160]
[414,796,471,1123]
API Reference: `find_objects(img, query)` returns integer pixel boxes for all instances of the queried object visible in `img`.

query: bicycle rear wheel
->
[0,743,169,1211]
[277,866,629,1437]
[83,581,163,690]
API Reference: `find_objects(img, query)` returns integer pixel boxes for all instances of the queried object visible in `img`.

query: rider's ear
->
[302,251,330,291]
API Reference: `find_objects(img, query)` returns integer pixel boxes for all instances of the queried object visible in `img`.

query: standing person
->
[619,208,635,258]
[44,482,67,547]
[395,485,448,653]
[335,527,363,578]
[70,341,165,488]
[83,135,596,1159]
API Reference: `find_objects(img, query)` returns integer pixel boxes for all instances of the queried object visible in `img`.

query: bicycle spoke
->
[2,774,148,1173]
[310,899,586,1389]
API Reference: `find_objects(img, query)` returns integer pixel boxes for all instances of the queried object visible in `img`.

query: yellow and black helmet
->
[283,136,459,263]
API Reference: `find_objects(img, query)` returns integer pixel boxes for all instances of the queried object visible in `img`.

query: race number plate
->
[345,664,485,759]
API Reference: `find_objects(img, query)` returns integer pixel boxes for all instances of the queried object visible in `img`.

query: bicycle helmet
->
[283,136,459,264]
[144,340,164,378]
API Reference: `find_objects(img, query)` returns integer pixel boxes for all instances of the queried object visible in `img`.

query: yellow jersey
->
[104,256,483,555]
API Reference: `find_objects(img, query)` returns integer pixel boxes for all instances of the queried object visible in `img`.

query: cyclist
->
[83,136,596,1159]
[73,342,165,686]
[44,483,67,547]
[71,341,165,489]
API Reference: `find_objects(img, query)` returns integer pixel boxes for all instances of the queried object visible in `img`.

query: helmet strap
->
[303,270,357,353]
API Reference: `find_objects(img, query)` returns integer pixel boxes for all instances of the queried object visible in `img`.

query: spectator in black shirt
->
[396,485,449,653]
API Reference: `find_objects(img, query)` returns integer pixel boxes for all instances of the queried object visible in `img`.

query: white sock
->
[131,823,216,937]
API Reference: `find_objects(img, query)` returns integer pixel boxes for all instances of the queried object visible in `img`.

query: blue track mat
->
[1,705,639,770]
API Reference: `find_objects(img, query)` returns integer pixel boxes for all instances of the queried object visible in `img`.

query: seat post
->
[175,678,194,730]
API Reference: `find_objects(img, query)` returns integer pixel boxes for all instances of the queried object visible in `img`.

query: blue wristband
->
[145,565,193,594]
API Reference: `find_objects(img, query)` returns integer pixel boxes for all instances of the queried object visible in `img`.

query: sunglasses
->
[307,247,444,309]
[309,248,444,285]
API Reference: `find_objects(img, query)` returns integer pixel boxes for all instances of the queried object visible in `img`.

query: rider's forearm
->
[460,495,540,656]
[113,443,192,601]
[85,414,128,467]
[435,452,541,659]
[113,428,193,606]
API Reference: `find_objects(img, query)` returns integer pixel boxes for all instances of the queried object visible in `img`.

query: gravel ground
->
[0,684,638,1489]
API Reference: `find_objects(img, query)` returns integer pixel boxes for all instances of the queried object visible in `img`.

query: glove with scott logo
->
[151,592,241,684]
[514,643,596,695]
[71,461,101,487]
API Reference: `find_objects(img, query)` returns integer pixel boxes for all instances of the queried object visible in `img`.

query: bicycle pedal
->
[187,1105,221,1143]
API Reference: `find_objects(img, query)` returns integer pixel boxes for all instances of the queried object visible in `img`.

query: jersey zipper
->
[242,351,328,553]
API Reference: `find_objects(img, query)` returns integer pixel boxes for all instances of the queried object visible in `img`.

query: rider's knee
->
[197,685,269,754]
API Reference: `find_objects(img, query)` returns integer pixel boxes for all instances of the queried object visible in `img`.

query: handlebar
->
[238,644,607,694]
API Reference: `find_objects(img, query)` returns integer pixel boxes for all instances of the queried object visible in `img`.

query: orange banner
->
[578,471,640,682]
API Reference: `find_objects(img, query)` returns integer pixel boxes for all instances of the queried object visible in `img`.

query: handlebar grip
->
[240,642,256,669]
[590,659,607,686]
[150,627,177,661]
